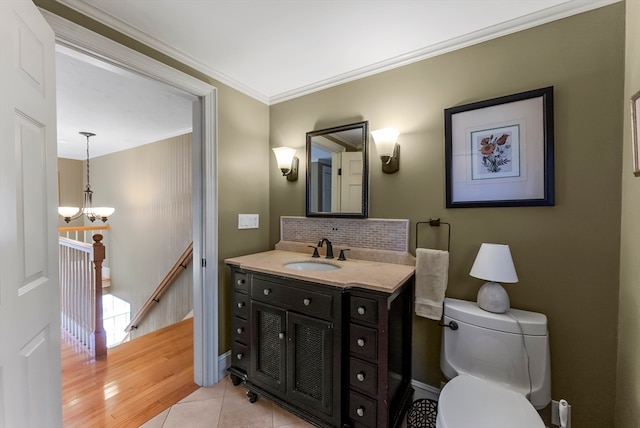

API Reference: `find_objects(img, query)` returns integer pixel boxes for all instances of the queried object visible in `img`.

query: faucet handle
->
[338,248,350,261]
[308,245,320,258]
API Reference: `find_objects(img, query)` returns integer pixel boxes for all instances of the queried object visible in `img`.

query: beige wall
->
[270,5,624,427]
[615,1,640,427]
[57,158,84,228]
[88,134,193,336]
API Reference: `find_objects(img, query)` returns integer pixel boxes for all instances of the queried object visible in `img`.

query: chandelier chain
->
[85,135,91,189]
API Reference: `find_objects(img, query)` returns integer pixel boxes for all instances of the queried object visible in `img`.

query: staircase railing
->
[59,233,107,359]
[125,242,193,333]
[59,224,110,243]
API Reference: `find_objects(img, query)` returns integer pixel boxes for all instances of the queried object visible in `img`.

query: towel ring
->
[416,218,451,252]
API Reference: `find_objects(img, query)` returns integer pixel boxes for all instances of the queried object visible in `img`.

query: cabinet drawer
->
[350,295,378,325]
[349,391,377,428]
[252,279,333,320]
[231,316,249,344]
[231,341,249,372]
[233,291,249,319]
[349,357,378,395]
[232,270,248,293]
[350,323,378,361]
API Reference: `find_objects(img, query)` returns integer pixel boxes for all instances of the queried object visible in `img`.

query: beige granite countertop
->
[225,249,415,293]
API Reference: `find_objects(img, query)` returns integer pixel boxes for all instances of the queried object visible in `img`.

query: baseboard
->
[411,379,441,401]
[218,350,231,381]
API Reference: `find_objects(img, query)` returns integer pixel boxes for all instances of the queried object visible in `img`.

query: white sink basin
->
[284,261,341,271]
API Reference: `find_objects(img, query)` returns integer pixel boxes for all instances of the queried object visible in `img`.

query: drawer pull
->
[356,406,365,417]
[303,298,311,306]
[263,288,271,296]
[357,306,366,315]
[236,353,244,360]
[278,332,285,340]
[356,372,365,382]
[236,327,244,334]
[237,302,245,309]
[237,279,246,286]
[357,338,366,347]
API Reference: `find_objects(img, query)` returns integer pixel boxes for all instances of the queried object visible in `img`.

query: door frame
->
[40,10,219,386]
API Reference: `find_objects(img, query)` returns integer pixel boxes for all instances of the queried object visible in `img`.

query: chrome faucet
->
[317,238,334,259]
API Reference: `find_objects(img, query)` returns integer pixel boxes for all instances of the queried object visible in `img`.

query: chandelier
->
[58,132,115,223]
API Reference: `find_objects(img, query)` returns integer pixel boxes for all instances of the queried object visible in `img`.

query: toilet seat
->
[436,374,545,428]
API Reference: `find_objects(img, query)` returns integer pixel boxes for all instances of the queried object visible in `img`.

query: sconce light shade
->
[470,243,518,313]
[272,146,299,181]
[371,128,400,174]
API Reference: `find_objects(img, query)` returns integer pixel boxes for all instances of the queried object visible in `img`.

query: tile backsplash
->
[280,216,409,252]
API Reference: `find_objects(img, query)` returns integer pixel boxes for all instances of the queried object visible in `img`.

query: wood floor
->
[61,317,199,427]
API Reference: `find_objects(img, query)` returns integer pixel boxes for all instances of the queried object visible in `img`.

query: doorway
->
[43,10,219,386]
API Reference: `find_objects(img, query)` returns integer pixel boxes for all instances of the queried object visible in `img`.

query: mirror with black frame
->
[306,121,368,218]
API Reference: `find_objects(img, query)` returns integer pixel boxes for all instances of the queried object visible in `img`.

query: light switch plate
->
[238,214,259,229]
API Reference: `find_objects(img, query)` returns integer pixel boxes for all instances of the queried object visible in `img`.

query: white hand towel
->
[415,248,449,320]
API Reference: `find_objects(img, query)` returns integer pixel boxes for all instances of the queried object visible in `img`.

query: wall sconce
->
[371,128,400,174]
[272,146,299,181]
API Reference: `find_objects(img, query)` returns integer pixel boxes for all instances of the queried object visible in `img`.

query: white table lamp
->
[469,243,519,313]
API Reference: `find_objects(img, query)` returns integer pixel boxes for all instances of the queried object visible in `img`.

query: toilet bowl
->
[436,375,545,428]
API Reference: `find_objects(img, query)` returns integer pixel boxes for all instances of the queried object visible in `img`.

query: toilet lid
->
[436,375,545,428]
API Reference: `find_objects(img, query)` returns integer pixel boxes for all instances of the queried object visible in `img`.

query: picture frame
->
[631,89,640,177]
[445,87,555,208]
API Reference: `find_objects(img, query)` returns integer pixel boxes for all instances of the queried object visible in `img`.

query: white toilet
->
[436,298,551,428]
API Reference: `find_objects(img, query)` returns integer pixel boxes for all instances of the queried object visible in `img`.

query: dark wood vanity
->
[226,251,414,428]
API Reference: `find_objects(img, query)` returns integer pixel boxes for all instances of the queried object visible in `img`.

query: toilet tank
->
[440,298,551,409]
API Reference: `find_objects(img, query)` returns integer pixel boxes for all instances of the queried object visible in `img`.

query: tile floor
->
[140,376,315,428]
[140,376,414,428]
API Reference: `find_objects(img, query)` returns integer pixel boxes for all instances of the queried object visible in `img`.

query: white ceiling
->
[54,0,618,159]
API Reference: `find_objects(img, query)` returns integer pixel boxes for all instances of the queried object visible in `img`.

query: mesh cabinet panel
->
[294,323,324,401]
[257,310,282,381]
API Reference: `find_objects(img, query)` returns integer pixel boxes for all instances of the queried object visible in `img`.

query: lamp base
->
[477,281,510,313]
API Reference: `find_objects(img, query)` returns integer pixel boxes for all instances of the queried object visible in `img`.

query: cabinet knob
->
[356,372,365,382]
[236,327,244,334]
[237,302,245,309]
[357,338,366,347]
[357,306,366,315]
[236,353,243,360]
[237,279,245,286]
[263,288,271,296]
[356,406,365,417]
[303,298,311,306]
[278,332,285,340]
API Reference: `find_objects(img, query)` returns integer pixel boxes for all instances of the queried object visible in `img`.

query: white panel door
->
[0,1,62,427]
[340,152,363,213]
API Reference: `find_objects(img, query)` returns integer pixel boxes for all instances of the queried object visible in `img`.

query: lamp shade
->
[469,243,519,283]
[272,146,297,172]
[371,128,399,157]
[58,206,80,218]
[92,207,115,218]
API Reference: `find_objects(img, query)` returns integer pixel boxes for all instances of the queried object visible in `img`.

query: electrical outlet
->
[551,400,571,428]
[238,214,259,229]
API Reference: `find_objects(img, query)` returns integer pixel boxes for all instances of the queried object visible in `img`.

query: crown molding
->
[55,0,621,106]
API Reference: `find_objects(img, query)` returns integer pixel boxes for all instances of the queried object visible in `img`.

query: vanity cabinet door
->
[251,301,287,394]
[286,311,334,417]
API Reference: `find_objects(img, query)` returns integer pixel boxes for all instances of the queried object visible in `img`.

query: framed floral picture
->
[445,87,555,208]
[631,90,640,177]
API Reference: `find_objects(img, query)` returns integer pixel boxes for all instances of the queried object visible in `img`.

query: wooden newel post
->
[91,234,107,359]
